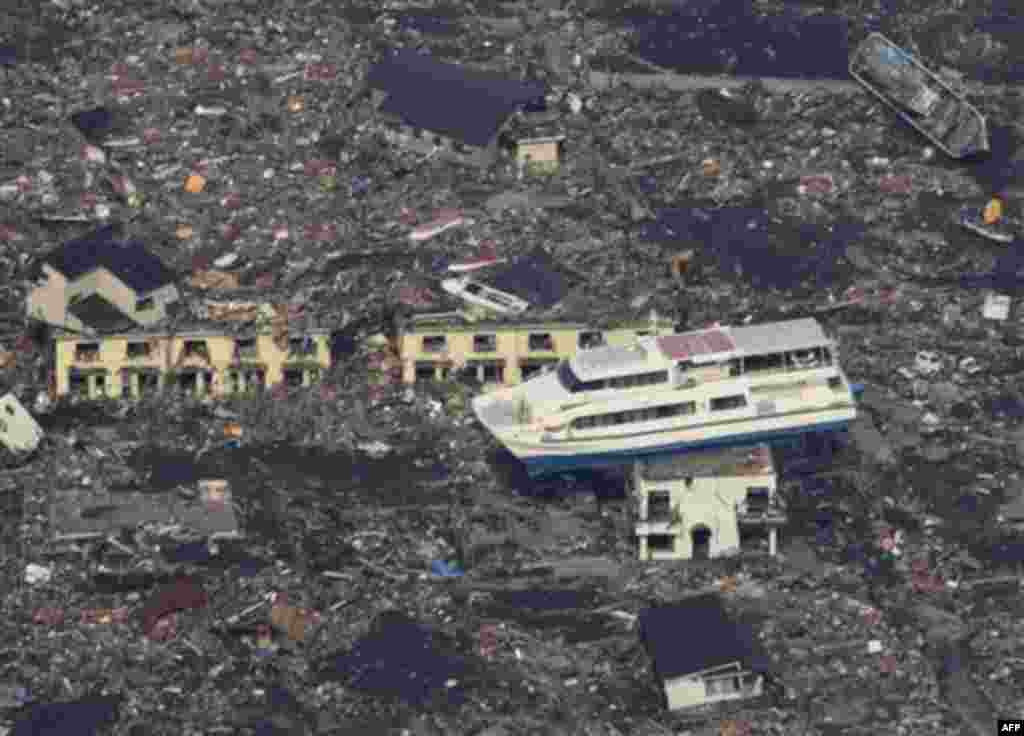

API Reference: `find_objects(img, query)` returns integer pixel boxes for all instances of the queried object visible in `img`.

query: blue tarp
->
[13,696,120,736]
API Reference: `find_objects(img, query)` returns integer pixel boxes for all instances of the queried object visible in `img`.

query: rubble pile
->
[1,0,1024,734]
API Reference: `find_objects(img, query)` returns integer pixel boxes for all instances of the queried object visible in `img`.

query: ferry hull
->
[505,411,856,477]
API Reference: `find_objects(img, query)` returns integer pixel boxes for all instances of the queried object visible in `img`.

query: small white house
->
[631,444,785,561]
[0,393,44,454]
[639,594,768,711]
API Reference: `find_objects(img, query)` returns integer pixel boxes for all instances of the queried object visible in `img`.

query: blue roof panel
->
[44,226,177,294]
[368,49,546,147]
[639,594,768,680]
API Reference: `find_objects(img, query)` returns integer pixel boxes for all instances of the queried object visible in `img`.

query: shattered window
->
[235,338,258,359]
[75,343,100,362]
[473,334,497,352]
[288,336,318,357]
[183,340,209,359]
[126,342,151,359]
[528,333,554,351]
[422,335,446,353]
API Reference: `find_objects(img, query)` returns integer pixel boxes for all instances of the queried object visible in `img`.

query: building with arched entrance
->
[631,444,786,561]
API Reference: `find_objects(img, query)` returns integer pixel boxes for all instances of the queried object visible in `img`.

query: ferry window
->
[579,379,608,391]
[789,349,820,369]
[728,359,742,377]
[571,416,593,430]
[828,376,843,390]
[528,333,554,351]
[473,334,497,352]
[609,371,668,389]
[710,394,747,411]
[579,331,604,349]
[655,402,696,418]
[465,283,483,295]
[743,353,786,373]
[422,335,447,353]
[822,347,833,365]
[677,361,694,373]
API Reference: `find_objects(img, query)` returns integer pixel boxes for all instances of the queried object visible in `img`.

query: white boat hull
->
[492,404,857,477]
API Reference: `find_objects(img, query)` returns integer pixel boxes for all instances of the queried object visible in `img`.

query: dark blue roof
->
[639,594,768,680]
[67,293,137,332]
[317,611,470,708]
[44,225,176,294]
[367,49,546,147]
[476,248,572,308]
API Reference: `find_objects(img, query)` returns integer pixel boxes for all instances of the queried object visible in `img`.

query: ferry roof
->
[655,318,829,363]
[572,343,651,381]
[638,444,774,481]
[730,318,829,357]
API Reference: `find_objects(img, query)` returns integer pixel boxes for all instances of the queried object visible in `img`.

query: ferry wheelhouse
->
[472,318,858,476]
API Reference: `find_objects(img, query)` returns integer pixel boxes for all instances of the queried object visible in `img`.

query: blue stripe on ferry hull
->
[521,420,853,477]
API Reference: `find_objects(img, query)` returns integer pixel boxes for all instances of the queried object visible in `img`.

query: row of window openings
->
[708,348,834,378]
[414,359,560,383]
[75,337,319,362]
[68,367,319,397]
[645,488,772,520]
[422,331,605,354]
[574,348,835,393]
[569,394,748,431]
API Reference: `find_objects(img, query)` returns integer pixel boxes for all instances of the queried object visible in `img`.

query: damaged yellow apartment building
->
[395,316,678,387]
[54,328,332,400]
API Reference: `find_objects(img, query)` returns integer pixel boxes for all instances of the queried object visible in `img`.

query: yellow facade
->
[396,318,676,388]
[631,446,783,561]
[516,137,564,175]
[54,329,332,400]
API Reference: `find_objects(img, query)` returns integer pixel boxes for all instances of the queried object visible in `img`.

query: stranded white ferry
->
[472,318,858,476]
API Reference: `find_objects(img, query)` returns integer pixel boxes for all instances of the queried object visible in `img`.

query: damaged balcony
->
[735,489,788,527]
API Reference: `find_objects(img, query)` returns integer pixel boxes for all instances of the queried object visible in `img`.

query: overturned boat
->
[849,32,989,158]
[472,318,858,477]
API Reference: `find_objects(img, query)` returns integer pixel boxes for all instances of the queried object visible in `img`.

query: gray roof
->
[639,444,774,481]
[573,343,650,381]
[730,318,829,356]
